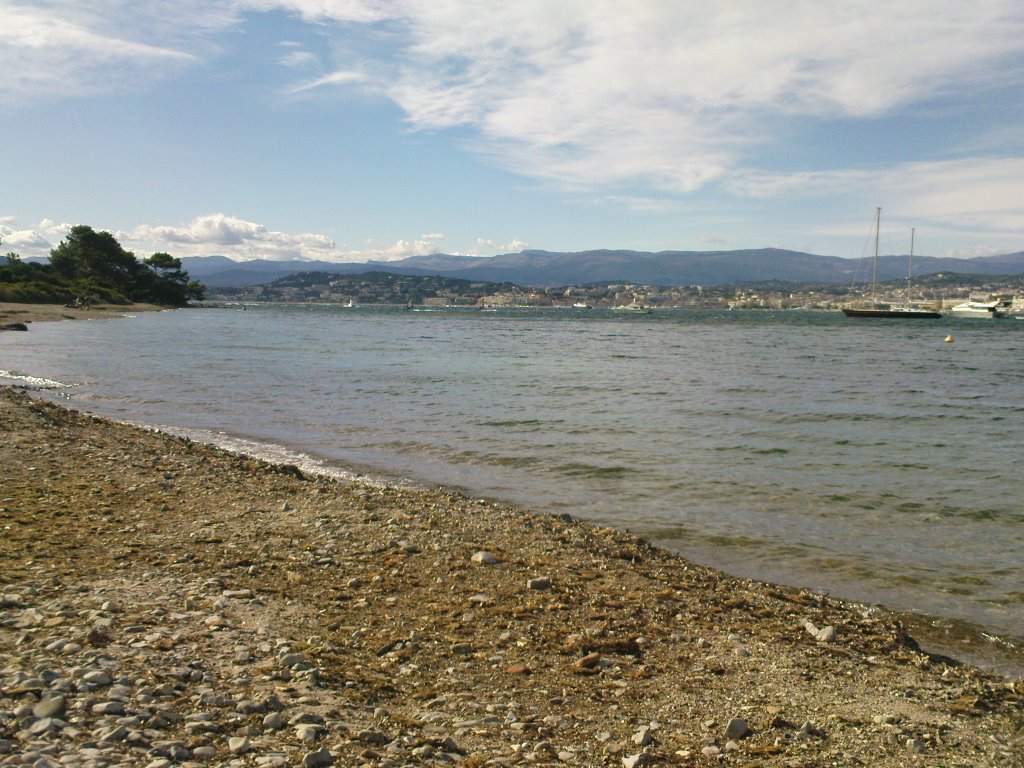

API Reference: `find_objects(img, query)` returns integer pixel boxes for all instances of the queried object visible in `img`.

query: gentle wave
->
[0,369,76,389]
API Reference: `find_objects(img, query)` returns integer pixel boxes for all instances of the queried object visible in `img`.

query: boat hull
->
[842,308,942,319]
[948,302,1006,318]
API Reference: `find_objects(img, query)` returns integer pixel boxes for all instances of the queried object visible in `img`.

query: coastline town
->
[206,270,1024,314]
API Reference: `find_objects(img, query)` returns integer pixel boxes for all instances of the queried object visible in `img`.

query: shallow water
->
[3,305,1022,670]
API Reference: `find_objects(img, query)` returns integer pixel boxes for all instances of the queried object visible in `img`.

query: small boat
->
[613,303,653,314]
[947,300,1008,319]
[842,210,942,319]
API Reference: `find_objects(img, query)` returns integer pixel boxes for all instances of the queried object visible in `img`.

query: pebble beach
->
[1,383,1021,768]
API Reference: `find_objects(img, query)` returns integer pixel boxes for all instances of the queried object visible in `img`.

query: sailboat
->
[842,208,942,318]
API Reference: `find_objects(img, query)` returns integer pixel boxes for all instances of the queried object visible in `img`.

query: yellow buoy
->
[944,335,954,343]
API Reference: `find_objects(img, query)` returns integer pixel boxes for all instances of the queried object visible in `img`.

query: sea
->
[3,304,1022,675]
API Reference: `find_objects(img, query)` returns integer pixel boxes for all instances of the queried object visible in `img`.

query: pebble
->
[527,577,551,590]
[724,718,750,740]
[471,551,500,565]
[302,748,334,767]
[631,727,653,746]
[906,738,926,753]
[33,696,67,719]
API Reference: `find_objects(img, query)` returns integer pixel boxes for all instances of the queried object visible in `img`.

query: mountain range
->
[181,248,1024,288]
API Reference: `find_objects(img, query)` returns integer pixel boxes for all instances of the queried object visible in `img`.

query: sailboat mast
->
[907,227,915,303]
[871,207,880,305]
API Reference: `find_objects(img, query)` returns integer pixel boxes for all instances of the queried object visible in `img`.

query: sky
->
[1,1,1023,264]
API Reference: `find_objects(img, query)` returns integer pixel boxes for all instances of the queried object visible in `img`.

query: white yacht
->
[947,300,1008,319]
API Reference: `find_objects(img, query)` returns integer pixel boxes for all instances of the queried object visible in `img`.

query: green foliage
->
[0,226,205,307]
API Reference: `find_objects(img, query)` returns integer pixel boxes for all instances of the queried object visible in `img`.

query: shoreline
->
[3,301,1020,671]
[0,301,165,327]
[97,411,1024,678]
[21,389,1024,680]
[1,387,1021,766]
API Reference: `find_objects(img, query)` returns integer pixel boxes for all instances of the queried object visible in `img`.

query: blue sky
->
[2,1,1022,263]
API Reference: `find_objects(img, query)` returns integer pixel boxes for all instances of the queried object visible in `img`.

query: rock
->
[724,718,750,740]
[799,721,826,738]
[92,701,126,715]
[33,695,66,719]
[82,669,113,686]
[303,748,334,767]
[191,745,218,759]
[86,626,109,645]
[527,576,552,590]
[263,712,286,730]
[28,717,62,735]
[575,652,601,669]
[906,738,926,753]
[229,736,252,754]
[471,551,500,565]
[632,727,653,746]
[280,652,309,668]
[452,642,474,654]
[296,723,321,742]
[621,754,647,768]
[15,607,45,628]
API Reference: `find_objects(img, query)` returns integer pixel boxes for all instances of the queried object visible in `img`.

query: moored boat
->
[842,211,942,319]
[947,300,1008,319]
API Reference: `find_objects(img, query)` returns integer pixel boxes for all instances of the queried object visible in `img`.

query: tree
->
[141,252,205,304]
[44,226,205,306]
[50,225,139,297]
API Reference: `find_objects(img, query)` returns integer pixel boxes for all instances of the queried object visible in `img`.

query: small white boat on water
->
[947,300,1008,319]
[613,303,653,314]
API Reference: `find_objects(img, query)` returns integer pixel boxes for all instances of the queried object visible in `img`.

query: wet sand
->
[0,302,163,327]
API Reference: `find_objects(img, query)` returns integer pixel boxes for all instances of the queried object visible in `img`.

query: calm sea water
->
[3,305,1022,670]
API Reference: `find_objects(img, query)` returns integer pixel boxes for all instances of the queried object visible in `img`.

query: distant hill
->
[180,248,1024,288]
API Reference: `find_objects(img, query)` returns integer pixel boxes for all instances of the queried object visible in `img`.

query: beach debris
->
[804,620,838,643]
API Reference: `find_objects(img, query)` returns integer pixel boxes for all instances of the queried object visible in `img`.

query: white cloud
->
[289,69,368,94]
[0,218,73,256]
[4,1,1022,240]
[375,1,1024,194]
[279,49,318,69]
[123,213,459,262]
[129,214,340,260]
[0,2,207,99]
[474,237,529,255]
[727,157,1024,233]
[1,227,52,252]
